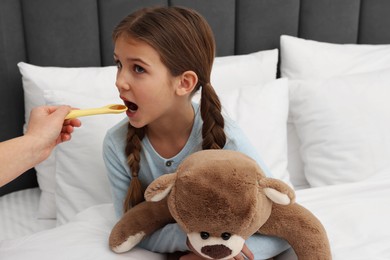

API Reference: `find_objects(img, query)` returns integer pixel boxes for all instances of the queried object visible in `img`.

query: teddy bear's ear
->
[144,173,177,202]
[258,178,295,205]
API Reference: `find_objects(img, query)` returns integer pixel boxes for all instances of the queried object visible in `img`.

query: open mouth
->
[124,101,138,113]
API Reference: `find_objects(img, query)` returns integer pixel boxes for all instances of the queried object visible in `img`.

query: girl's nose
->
[115,71,130,91]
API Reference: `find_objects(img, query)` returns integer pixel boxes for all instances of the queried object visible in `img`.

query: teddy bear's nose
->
[201,244,232,259]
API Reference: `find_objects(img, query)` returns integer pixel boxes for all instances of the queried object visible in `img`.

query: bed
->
[1,0,390,259]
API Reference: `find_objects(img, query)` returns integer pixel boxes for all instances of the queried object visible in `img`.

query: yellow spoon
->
[65,104,127,119]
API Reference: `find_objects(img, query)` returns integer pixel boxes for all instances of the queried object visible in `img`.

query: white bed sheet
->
[296,170,390,259]
[1,171,390,260]
[0,188,56,240]
[0,203,164,260]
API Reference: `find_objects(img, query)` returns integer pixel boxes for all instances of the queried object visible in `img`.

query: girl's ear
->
[176,70,198,96]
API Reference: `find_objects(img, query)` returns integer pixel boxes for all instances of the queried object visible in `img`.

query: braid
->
[200,83,226,150]
[123,123,145,212]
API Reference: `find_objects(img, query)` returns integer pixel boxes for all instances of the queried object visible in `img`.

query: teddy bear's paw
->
[110,231,146,253]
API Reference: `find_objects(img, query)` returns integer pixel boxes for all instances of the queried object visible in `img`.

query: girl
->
[103,6,290,260]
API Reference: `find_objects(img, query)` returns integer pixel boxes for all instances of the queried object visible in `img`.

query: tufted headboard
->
[1,0,390,195]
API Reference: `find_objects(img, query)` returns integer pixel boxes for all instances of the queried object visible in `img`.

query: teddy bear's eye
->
[200,232,210,240]
[221,232,231,240]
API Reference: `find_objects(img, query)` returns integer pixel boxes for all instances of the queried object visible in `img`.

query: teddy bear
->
[109,150,331,260]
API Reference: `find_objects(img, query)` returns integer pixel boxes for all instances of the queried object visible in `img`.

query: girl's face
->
[114,35,181,129]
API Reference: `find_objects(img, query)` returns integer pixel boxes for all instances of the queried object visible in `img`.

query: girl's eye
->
[115,60,122,69]
[134,65,145,74]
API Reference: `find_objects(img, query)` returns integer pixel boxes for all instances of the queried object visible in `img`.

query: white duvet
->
[1,171,390,260]
[297,170,390,259]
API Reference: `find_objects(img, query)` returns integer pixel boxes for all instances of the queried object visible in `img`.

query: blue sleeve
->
[138,223,189,253]
[246,234,291,259]
[103,132,131,218]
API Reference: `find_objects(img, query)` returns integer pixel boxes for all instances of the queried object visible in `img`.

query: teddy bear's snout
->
[201,244,232,259]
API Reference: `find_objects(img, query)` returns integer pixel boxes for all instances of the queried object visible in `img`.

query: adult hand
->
[0,105,81,187]
[25,105,81,160]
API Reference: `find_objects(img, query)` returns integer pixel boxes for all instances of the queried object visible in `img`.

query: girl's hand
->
[237,243,254,260]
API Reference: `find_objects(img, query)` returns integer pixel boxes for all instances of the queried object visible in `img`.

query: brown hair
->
[113,6,226,212]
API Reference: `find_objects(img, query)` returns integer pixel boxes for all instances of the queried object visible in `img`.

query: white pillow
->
[280,35,390,79]
[212,49,278,88]
[193,49,279,102]
[44,90,125,225]
[218,78,291,186]
[289,69,390,186]
[18,62,118,219]
[280,35,390,189]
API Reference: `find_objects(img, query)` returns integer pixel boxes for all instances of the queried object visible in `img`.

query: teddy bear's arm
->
[259,203,332,260]
[109,197,175,253]
[257,177,331,259]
